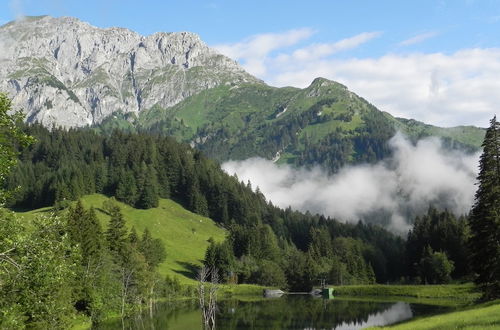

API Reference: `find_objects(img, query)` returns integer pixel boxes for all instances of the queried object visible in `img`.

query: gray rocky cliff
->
[0,16,260,127]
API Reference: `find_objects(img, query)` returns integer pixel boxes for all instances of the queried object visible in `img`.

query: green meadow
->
[15,194,227,285]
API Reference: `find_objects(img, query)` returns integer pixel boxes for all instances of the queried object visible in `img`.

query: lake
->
[97,295,452,329]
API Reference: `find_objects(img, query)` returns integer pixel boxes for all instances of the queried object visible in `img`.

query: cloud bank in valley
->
[222,133,480,233]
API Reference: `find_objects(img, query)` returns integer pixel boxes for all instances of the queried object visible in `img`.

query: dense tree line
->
[405,207,470,284]
[298,109,395,173]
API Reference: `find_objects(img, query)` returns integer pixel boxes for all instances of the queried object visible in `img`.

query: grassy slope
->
[394,117,485,148]
[15,194,227,285]
[369,300,500,329]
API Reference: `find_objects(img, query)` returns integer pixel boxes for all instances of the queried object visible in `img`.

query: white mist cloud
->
[222,133,480,233]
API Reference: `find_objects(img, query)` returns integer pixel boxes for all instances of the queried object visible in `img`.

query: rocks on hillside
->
[0,16,260,127]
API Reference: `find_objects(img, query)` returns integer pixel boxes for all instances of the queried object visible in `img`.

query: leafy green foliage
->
[0,210,78,329]
[418,246,454,284]
[0,92,35,201]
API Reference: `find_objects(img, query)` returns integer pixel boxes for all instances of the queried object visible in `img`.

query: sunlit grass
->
[15,194,227,285]
[331,283,480,301]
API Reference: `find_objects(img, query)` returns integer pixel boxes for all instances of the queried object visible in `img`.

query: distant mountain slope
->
[102,77,484,171]
[0,16,258,127]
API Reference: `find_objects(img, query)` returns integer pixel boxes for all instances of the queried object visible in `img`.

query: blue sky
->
[2,0,500,127]
[3,1,499,53]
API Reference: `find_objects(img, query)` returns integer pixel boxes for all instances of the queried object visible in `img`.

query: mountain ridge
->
[0,15,259,127]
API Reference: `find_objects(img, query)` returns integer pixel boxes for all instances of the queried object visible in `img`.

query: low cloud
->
[222,133,480,233]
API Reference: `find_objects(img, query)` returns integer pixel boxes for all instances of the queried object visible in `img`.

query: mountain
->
[0,16,258,127]
[107,77,485,170]
[1,16,484,171]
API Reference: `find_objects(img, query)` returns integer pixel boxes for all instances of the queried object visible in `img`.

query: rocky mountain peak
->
[0,16,260,127]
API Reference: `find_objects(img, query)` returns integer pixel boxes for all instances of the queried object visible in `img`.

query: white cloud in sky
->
[213,28,500,127]
[285,31,382,62]
[272,49,500,127]
[214,28,315,76]
[222,133,480,233]
[399,31,438,46]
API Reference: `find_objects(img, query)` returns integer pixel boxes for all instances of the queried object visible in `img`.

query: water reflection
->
[97,296,449,330]
[333,302,412,330]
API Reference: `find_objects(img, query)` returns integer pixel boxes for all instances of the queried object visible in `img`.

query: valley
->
[0,9,499,330]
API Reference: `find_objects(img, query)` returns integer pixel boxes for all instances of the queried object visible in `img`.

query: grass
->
[331,283,480,301]
[369,300,500,329]
[218,283,268,297]
[15,194,227,285]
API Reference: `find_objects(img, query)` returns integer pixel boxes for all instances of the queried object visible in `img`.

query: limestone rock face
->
[0,16,259,127]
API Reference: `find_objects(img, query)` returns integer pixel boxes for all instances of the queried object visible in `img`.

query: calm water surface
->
[98,295,450,329]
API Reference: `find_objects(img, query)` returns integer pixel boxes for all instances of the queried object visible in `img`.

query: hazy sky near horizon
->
[2,0,500,127]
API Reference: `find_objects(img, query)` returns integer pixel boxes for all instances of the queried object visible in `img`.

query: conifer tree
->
[469,116,500,299]
[105,207,129,265]
[136,165,159,209]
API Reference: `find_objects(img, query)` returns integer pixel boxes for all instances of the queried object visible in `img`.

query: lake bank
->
[368,299,500,329]
[331,283,480,301]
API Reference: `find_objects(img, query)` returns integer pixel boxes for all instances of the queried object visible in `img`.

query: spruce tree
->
[469,116,500,299]
[105,207,129,265]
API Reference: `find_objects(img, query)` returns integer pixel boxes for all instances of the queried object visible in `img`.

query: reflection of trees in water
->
[95,300,199,329]
[216,297,393,329]
[95,297,450,329]
[198,266,219,330]
[409,303,450,319]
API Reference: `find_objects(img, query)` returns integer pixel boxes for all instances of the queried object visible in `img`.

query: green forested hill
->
[98,77,485,172]
[15,194,226,284]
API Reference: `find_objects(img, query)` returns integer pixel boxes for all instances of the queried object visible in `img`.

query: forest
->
[0,91,499,328]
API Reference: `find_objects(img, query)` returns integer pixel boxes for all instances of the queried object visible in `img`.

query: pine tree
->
[105,207,129,265]
[136,165,159,209]
[67,200,87,244]
[469,116,500,299]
